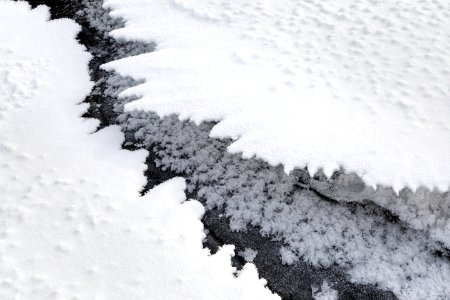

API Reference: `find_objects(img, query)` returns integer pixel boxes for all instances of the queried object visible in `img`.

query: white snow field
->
[0,2,279,299]
[103,0,450,194]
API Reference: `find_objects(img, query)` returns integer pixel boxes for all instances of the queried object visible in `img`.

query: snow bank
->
[103,0,450,193]
[0,2,278,299]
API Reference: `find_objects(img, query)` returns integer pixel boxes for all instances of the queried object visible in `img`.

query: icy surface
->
[103,0,450,193]
[239,248,258,263]
[312,281,338,300]
[0,2,278,299]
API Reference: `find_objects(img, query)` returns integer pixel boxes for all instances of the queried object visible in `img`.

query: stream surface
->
[22,1,446,299]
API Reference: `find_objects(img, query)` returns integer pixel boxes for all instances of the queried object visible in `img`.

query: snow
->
[0,2,278,299]
[103,0,450,193]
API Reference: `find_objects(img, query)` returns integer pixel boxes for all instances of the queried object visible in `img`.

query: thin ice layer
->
[103,0,450,192]
[0,2,278,299]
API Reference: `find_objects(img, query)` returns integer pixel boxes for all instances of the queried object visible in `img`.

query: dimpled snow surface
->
[103,0,450,193]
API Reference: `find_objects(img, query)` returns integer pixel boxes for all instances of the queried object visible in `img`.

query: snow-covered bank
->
[100,1,450,299]
[0,2,278,299]
[103,0,450,193]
